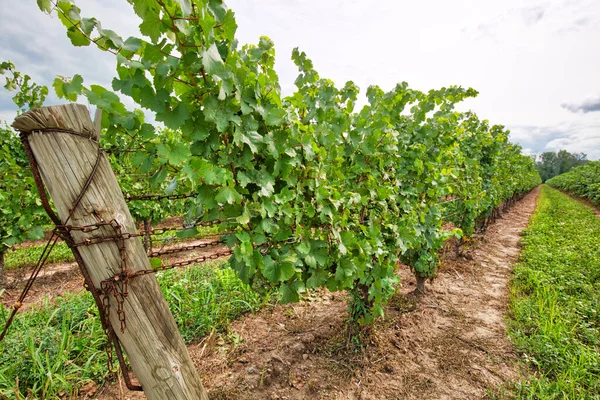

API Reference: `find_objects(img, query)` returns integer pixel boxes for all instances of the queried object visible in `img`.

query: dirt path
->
[92,187,540,400]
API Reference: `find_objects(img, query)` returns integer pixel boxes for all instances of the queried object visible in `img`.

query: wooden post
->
[13,104,208,400]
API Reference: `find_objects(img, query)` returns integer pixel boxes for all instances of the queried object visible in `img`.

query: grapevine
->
[6,0,542,326]
[547,161,600,204]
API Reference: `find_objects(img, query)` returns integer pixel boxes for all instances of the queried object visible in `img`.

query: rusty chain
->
[124,193,197,201]
[148,238,224,258]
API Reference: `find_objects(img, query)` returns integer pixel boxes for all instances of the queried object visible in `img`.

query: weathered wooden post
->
[13,104,208,400]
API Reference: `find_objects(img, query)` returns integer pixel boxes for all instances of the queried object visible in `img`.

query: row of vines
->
[546,161,600,204]
[1,0,540,325]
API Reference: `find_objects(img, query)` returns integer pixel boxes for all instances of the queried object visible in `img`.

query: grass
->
[506,185,600,398]
[0,260,274,399]
[4,242,74,270]
[158,261,274,343]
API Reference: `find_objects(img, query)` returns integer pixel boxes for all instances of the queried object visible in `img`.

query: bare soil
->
[1,262,84,311]
[89,187,540,400]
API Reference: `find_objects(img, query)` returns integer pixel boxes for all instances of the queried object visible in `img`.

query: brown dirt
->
[91,187,540,400]
[1,262,84,311]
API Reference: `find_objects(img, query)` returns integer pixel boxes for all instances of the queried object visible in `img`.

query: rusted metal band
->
[19,127,99,143]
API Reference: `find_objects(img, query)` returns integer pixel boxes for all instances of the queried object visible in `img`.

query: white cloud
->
[509,118,600,159]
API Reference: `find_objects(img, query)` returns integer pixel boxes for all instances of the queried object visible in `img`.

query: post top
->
[12,104,98,141]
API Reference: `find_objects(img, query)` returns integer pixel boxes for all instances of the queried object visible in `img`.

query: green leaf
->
[203,43,224,75]
[149,166,167,186]
[80,18,97,36]
[280,283,300,303]
[167,142,191,166]
[208,0,228,22]
[203,95,231,132]
[56,74,84,101]
[166,179,178,194]
[36,0,52,13]
[67,28,91,47]
[53,78,65,99]
[215,187,242,204]
[159,103,189,129]
[27,225,45,240]
[122,37,143,52]
[306,269,329,288]
[150,257,162,269]
[297,241,311,255]
[139,9,162,43]
[100,29,123,48]
[230,257,254,284]
[263,257,295,282]
[265,106,286,126]
[139,123,155,139]
[220,10,238,41]
[197,10,216,41]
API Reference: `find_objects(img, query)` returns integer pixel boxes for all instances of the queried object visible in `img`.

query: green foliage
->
[0,126,47,255]
[0,260,271,399]
[111,125,198,225]
[546,161,600,205]
[443,115,541,239]
[0,62,49,282]
[508,186,600,398]
[36,0,541,323]
[0,61,48,113]
[535,150,587,182]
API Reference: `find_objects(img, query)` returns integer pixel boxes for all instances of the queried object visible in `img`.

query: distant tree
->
[535,150,587,182]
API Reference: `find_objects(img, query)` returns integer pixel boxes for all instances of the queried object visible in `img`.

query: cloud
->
[464,0,597,40]
[521,147,535,156]
[508,120,600,160]
[465,3,547,39]
[521,5,546,25]
[559,16,592,32]
[561,97,600,113]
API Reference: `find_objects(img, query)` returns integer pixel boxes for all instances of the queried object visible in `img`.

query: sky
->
[1,0,599,159]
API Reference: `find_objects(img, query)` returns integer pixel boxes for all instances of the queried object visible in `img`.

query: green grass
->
[507,185,600,398]
[0,261,274,399]
[158,261,274,343]
[5,242,74,270]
